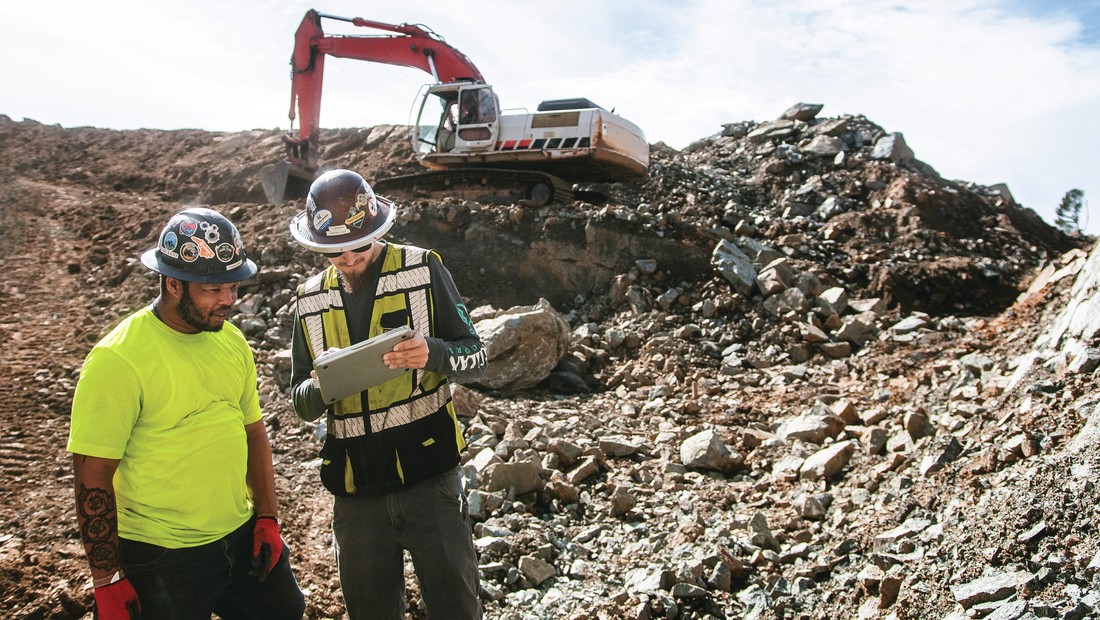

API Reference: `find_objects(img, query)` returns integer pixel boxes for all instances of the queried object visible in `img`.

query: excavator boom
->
[289,10,483,157]
[305,14,484,81]
[262,9,485,203]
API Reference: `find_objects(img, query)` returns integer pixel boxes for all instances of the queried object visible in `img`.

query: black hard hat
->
[140,208,258,283]
[289,169,396,253]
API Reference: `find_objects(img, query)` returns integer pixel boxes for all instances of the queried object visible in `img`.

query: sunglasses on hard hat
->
[321,243,372,259]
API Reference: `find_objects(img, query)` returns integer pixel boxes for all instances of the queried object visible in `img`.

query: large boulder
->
[474,298,571,391]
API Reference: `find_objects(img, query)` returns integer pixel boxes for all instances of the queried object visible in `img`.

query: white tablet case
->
[313,326,414,405]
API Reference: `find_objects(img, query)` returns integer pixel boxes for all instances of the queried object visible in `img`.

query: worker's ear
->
[164,277,186,300]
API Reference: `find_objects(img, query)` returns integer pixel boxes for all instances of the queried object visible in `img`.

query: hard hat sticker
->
[180,242,200,263]
[162,231,179,252]
[179,219,199,237]
[313,209,333,232]
[356,190,378,216]
[346,205,366,229]
[216,243,237,263]
[327,224,350,236]
[191,236,216,259]
[200,221,221,244]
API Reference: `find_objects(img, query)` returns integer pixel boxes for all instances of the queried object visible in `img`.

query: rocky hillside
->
[0,104,1098,620]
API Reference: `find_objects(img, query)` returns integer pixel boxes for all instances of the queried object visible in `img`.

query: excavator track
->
[373,168,577,206]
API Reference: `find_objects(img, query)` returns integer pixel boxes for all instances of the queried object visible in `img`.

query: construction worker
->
[288,169,487,619]
[68,208,305,620]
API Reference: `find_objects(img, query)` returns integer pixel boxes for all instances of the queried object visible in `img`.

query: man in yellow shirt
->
[68,208,305,620]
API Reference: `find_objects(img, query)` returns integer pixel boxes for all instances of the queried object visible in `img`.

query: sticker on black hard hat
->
[180,219,198,237]
[180,242,199,262]
[216,243,237,263]
[200,221,221,244]
[190,237,214,259]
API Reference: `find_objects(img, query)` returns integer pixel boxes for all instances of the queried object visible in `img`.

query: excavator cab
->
[456,86,497,145]
[411,83,499,158]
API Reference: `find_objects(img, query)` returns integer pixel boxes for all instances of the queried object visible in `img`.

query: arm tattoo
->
[77,483,120,571]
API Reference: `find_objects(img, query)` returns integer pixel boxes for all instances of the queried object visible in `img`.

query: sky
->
[3,0,1098,235]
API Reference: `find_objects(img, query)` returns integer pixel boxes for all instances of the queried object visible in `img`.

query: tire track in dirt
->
[0,180,91,472]
[0,180,104,619]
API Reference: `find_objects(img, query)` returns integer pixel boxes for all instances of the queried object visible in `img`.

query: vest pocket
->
[394,412,461,483]
[379,310,411,330]
[318,439,353,497]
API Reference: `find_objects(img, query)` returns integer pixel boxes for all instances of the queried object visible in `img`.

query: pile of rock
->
[23,104,1096,618]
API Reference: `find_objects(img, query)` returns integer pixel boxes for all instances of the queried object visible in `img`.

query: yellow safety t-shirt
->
[68,307,262,548]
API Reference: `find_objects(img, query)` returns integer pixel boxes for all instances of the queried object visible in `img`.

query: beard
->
[179,283,229,332]
[339,268,372,294]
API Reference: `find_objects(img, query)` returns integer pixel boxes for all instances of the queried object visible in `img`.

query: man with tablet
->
[288,169,488,620]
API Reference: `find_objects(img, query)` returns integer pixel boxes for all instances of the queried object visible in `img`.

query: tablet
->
[313,326,415,405]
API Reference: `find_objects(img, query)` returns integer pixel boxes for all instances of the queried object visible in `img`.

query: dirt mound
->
[1,109,1096,619]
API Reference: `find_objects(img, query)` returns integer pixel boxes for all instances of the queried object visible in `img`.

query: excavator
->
[260,9,649,206]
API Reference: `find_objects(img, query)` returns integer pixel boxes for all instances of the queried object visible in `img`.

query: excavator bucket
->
[259,161,316,204]
[260,161,291,204]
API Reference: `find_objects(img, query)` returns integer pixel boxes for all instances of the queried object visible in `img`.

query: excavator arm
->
[285,9,484,169]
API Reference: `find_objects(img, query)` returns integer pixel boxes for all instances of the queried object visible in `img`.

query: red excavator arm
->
[285,9,484,169]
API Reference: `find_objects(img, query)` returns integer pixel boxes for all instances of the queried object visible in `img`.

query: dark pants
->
[120,517,305,620]
[333,467,482,620]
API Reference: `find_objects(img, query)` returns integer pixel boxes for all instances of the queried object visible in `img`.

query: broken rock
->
[680,428,737,471]
[800,441,856,480]
[951,570,1036,609]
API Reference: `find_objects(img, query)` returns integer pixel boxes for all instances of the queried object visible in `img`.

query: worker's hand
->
[249,516,284,582]
[310,346,342,389]
[93,577,141,619]
[383,331,428,369]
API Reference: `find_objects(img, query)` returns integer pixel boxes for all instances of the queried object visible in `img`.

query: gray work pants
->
[332,467,482,620]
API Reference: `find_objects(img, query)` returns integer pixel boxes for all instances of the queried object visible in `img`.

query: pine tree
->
[1055,188,1085,234]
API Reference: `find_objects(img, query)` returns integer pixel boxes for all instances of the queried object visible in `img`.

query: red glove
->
[94,577,141,619]
[249,515,283,582]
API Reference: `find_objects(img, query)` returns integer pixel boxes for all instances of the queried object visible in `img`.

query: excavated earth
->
[0,109,1098,620]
